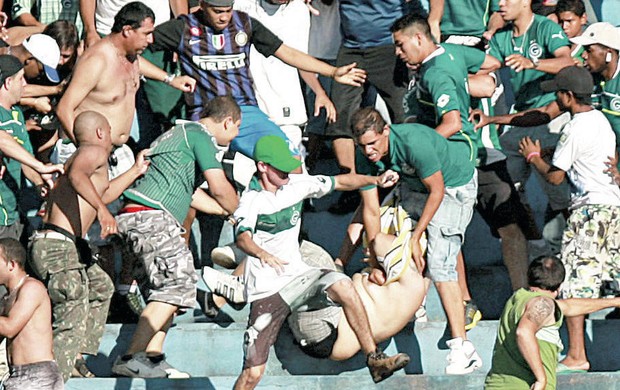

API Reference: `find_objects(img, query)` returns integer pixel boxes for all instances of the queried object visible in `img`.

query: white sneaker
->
[202,266,245,304]
[445,337,482,375]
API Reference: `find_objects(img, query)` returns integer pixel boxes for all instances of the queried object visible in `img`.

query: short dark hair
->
[390,13,432,39]
[528,256,566,291]
[555,0,586,17]
[0,238,27,269]
[350,107,387,138]
[111,2,155,33]
[44,20,79,51]
[199,95,241,122]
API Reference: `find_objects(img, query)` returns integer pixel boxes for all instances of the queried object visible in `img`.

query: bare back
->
[330,265,426,360]
[58,37,140,146]
[46,144,111,237]
[4,278,54,365]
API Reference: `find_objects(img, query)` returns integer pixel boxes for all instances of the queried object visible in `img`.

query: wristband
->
[526,151,540,163]
[163,73,176,85]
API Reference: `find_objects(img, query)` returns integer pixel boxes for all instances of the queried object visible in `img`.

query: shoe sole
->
[445,358,482,375]
[371,354,411,383]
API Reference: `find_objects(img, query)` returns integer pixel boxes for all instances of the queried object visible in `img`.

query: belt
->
[37,223,76,242]
[118,205,157,214]
[35,230,72,242]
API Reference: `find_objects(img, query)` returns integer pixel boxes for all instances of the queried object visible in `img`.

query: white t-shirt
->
[235,174,335,302]
[234,0,310,126]
[553,109,620,209]
[96,0,171,35]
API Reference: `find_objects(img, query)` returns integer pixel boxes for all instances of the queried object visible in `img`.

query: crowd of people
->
[0,0,619,389]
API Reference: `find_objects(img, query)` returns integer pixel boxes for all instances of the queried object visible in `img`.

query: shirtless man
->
[56,1,195,149]
[0,238,62,390]
[29,111,149,381]
[288,232,427,362]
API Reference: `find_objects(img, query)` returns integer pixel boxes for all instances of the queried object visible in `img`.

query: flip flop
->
[556,362,588,374]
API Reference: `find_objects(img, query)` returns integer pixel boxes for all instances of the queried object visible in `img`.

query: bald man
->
[29,111,150,381]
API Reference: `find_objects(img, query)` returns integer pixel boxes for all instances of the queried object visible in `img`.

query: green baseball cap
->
[254,135,301,173]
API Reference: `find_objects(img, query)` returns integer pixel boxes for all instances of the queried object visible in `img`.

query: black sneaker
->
[366,348,410,383]
[197,290,220,318]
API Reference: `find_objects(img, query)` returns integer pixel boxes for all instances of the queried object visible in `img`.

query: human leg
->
[561,315,589,371]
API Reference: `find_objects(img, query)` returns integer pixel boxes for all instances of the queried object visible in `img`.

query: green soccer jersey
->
[356,123,475,193]
[485,288,563,390]
[594,70,620,155]
[489,14,570,111]
[414,43,484,161]
[0,106,33,226]
[441,0,499,37]
[123,121,224,224]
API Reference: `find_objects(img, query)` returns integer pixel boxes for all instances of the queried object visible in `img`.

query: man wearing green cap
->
[220,135,408,388]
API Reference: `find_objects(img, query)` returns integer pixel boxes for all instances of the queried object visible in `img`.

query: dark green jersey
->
[489,14,570,110]
[0,106,32,226]
[356,123,474,193]
[415,43,484,161]
[441,0,499,37]
[594,70,620,152]
[124,121,224,224]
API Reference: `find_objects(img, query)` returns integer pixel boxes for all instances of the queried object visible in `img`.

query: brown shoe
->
[366,349,410,383]
[71,357,95,378]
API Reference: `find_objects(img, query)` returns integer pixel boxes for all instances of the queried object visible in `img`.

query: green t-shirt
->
[356,123,475,193]
[489,14,570,111]
[0,106,33,226]
[414,43,484,160]
[485,288,564,390]
[593,70,620,153]
[123,121,224,224]
[441,0,499,37]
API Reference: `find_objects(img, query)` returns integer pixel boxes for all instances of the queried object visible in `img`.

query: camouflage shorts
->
[561,204,620,298]
[116,210,197,308]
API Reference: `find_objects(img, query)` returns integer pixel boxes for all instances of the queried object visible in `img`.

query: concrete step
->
[65,372,620,390]
[88,319,620,378]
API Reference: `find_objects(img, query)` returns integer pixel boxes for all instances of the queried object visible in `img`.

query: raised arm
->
[556,296,620,317]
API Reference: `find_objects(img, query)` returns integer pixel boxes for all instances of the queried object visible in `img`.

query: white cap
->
[571,22,620,51]
[22,34,60,83]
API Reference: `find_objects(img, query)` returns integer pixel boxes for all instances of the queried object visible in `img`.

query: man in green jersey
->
[353,107,482,375]
[111,96,240,378]
[488,0,575,252]
[486,255,620,389]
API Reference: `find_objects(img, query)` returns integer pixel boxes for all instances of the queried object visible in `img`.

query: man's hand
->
[505,54,535,73]
[32,97,52,113]
[258,251,288,275]
[605,155,620,186]
[133,149,151,176]
[518,136,542,159]
[97,207,117,238]
[314,92,336,123]
[302,0,320,16]
[333,63,367,87]
[171,75,196,93]
[37,163,64,176]
[531,380,546,390]
[469,108,491,130]
[368,267,386,286]
[377,169,399,188]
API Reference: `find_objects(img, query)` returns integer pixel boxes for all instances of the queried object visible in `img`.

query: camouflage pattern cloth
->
[28,234,114,382]
[116,210,198,308]
[561,204,620,299]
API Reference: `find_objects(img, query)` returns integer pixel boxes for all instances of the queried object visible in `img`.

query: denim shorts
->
[229,105,300,159]
[401,172,478,282]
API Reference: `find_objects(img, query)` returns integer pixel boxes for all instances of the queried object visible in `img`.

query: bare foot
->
[559,357,590,371]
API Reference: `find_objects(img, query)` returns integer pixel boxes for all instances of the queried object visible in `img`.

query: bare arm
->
[22,84,63,99]
[236,230,288,274]
[334,171,398,192]
[56,53,103,142]
[518,136,566,185]
[169,0,188,17]
[483,12,505,41]
[435,110,462,139]
[479,54,502,73]
[411,171,445,271]
[203,168,238,215]
[516,296,557,389]
[299,70,336,123]
[0,131,63,175]
[470,101,561,130]
[15,13,44,28]
[79,0,99,47]
[138,56,196,92]
[360,187,381,268]
[190,187,228,216]
[274,44,366,87]
[505,46,573,74]
[468,74,496,98]
[102,149,150,204]
[556,296,620,317]
[0,281,43,339]
[428,0,444,42]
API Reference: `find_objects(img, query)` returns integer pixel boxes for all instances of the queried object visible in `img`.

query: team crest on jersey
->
[611,97,620,111]
[401,163,416,176]
[190,26,201,37]
[212,34,225,50]
[235,32,248,47]
[529,42,542,61]
[290,210,300,225]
